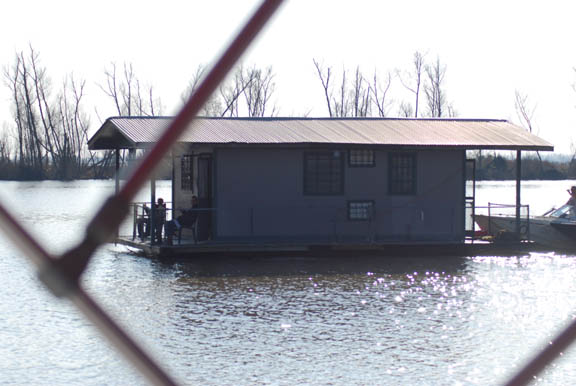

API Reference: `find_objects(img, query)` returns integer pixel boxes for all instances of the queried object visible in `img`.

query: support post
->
[114,149,121,241]
[115,149,120,195]
[516,150,522,235]
[171,150,175,219]
[150,177,156,246]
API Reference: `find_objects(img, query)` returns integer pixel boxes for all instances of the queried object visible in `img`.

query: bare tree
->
[398,51,424,118]
[313,59,333,117]
[398,101,414,118]
[4,48,50,177]
[181,65,223,116]
[515,91,537,133]
[515,90,542,171]
[219,69,246,117]
[99,62,162,117]
[423,57,449,117]
[312,59,372,117]
[371,70,392,117]
[0,125,12,162]
[333,67,349,117]
[241,65,277,117]
[3,46,91,179]
[350,67,371,117]
[55,75,92,178]
[182,64,277,117]
[98,62,163,176]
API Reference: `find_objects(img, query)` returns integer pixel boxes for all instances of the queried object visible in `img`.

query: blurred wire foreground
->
[0,1,284,385]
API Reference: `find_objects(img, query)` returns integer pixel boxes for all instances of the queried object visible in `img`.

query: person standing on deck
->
[567,186,576,206]
[154,198,167,244]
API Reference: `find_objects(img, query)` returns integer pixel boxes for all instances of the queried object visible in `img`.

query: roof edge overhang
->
[87,118,138,150]
[181,142,554,152]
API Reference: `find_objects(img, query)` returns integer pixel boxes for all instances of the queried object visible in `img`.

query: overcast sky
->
[1,0,576,153]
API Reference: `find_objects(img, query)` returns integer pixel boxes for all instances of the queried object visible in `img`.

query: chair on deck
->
[136,206,151,239]
[177,217,198,244]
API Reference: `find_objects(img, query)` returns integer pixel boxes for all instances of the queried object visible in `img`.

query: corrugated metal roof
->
[88,117,554,151]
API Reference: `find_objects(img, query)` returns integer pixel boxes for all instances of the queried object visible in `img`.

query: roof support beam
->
[115,149,120,195]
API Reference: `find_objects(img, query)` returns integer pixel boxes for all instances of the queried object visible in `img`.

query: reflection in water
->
[137,253,576,386]
[3,180,576,385]
[155,256,472,385]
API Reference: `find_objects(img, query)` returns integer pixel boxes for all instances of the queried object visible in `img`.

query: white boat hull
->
[475,214,576,250]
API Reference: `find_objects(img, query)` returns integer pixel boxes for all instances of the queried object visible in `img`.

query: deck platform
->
[115,236,549,259]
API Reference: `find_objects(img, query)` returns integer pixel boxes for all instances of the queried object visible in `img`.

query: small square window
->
[349,149,375,167]
[348,201,374,221]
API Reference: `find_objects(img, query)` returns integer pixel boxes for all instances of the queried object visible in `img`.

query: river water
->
[1,179,576,385]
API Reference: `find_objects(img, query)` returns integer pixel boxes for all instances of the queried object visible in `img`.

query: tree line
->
[472,153,576,181]
[0,46,568,180]
[0,46,287,180]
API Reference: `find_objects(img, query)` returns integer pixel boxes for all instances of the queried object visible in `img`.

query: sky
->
[1,0,576,153]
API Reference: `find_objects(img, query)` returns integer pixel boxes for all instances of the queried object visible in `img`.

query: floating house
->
[88,117,553,256]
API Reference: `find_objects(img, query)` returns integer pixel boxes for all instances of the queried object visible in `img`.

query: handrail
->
[128,203,217,242]
[467,202,531,240]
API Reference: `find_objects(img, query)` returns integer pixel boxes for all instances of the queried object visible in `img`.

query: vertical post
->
[150,176,156,246]
[115,149,120,195]
[115,149,121,241]
[171,150,175,221]
[516,150,522,235]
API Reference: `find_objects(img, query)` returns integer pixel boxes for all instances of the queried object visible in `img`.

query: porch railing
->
[467,202,531,241]
[123,202,217,244]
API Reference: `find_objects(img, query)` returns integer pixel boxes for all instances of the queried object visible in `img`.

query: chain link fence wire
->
[0,1,283,385]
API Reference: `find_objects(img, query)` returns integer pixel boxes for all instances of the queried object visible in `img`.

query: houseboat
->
[88,117,553,257]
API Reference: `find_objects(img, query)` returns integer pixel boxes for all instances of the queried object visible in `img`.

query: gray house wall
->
[210,146,466,243]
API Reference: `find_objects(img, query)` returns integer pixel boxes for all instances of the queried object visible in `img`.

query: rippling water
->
[2,180,576,385]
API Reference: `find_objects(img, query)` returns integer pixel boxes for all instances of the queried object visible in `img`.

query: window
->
[349,149,375,167]
[304,150,344,195]
[389,153,416,195]
[348,201,374,221]
[181,154,193,191]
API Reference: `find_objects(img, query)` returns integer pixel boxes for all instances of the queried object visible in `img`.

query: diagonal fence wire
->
[0,0,284,385]
[503,320,576,386]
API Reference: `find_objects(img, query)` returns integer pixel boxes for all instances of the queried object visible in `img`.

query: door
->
[465,158,476,237]
[197,154,213,240]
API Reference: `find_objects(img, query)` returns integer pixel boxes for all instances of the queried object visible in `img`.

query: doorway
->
[197,154,213,240]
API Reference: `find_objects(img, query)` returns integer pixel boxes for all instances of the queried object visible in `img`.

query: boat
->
[475,204,576,249]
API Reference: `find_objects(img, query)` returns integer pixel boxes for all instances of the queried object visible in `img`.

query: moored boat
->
[475,204,576,249]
